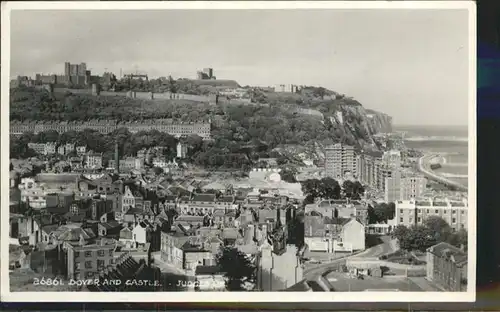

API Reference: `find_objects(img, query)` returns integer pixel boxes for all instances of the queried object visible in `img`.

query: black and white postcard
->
[1,1,476,303]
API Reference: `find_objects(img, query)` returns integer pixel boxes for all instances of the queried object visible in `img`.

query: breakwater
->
[418,154,467,191]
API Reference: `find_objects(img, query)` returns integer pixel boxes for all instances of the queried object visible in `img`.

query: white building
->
[395,198,468,232]
[382,150,402,169]
[85,153,103,169]
[177,142,187,159]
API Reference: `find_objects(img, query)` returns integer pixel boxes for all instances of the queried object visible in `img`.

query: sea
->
[394,125,469,187]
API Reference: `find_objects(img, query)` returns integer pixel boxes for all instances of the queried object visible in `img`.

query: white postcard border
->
[1,0,477,303]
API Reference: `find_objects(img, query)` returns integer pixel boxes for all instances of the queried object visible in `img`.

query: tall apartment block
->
[324,143,356,179]
[395,198,468,232]
[385,172,427,203]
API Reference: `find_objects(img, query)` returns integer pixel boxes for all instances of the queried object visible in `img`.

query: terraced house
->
[10,118,212,140]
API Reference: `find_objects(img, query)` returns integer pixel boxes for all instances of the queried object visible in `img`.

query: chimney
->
[114,142,120,175]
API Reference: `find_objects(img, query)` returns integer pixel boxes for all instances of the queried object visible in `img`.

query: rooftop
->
[427,242,467,266]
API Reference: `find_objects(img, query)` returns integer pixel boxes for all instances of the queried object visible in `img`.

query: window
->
[84,251,92,257]
[85,261,93,269]
[400,218,403,223]
[75,273,81,280]
[75,262,81,270]
[97,259,105,268]
[97,250,105,257]
[452,210,456,214]
[109,249,113,257]
[110,258,115,264]
[417,217,421,223]
[435,210,438,214]
[85,271,94,279]
[426,209,429,213]
[400,209,403,214]
[461,211,464,215]
[452,218,456,224]
[409,218,413,223]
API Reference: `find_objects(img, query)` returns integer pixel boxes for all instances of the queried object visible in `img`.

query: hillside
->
[9,84,391,154]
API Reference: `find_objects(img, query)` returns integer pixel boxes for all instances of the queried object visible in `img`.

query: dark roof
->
[100,221,121,230]
[181,240,208,252]
[41,224,60,234]
[217,196,234,203]
[164,195,177,202]
[195,265,224,275]
[125,208,144,215]
[428,242,467,266]
[192,194,216,202]
[35,173,81,183]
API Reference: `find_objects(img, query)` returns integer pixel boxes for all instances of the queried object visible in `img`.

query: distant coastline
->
[404,136,468,143]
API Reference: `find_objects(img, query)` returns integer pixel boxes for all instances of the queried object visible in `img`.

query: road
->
[351,236,398,258]
[304,236,398,279]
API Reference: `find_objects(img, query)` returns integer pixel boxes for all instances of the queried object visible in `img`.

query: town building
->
[304,215,365,253]
[177,142,188,159]
[382,150,402,169]
[324,144,356,179]
[66,238,116,280]
[305,199,368,225]
[160,232,190,270]
[399,174,427,200]
[10,119,212,140]
[426,242,467,291]
[385,172,427,203]
[395,198,468,231]
[85,153,103,170]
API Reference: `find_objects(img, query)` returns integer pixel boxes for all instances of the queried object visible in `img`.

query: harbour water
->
[395,125,469,187]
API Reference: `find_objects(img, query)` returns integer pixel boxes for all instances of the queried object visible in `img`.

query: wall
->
[341,220,365,251]
[257,244,303,291]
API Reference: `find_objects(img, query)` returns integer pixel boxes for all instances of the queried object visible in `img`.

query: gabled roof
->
[192,194,216,202]
[57,227,96,242]
[427,242,467,266]
[304,215,325,237]
[119,229,133,241]
[41,224,60,235]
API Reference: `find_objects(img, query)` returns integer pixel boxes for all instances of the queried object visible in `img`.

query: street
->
[304,236,398,280]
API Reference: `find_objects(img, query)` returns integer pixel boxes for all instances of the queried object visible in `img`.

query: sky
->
[10,9,470,126]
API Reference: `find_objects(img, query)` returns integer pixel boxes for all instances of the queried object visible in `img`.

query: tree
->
[393,225,410,242]
[396,225,437,252]
[280,168,297,183]
[342,180,354,198]
[319,177,341,199]
[215,246,256,291]
[167,76,178,93]
[424,216,452,242]
[352,181,365,199]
